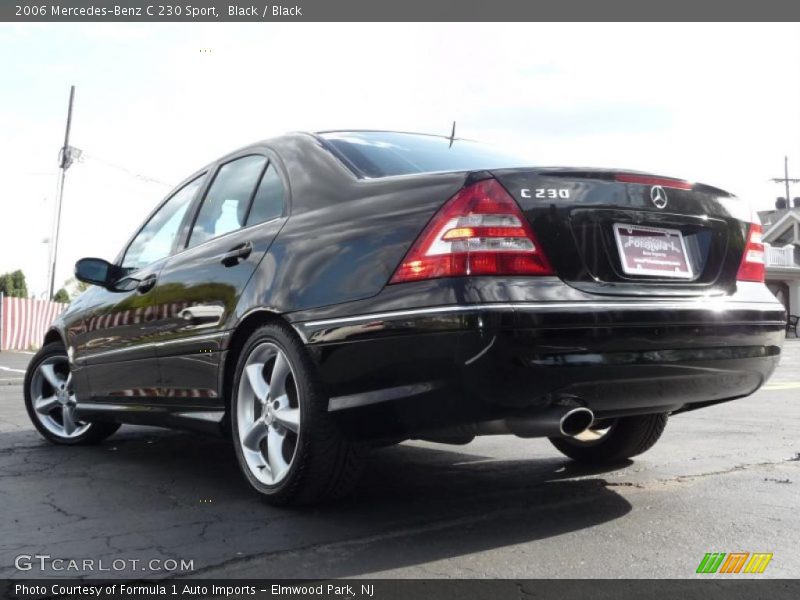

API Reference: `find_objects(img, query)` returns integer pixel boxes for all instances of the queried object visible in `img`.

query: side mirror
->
[74,258,120,288]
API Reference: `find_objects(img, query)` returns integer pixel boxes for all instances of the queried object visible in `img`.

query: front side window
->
[121,176,204,271]
[188,155,267,248]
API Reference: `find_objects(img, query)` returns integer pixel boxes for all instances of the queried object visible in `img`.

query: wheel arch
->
[43,328,64,347]
[221,309,294,431]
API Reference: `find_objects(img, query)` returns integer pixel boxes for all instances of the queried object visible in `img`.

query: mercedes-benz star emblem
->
[650,185,668,209]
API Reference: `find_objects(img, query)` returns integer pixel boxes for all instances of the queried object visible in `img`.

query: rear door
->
[150,152,289,402]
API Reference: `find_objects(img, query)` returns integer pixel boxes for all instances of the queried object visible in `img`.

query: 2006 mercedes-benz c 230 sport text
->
[24,131,786,505]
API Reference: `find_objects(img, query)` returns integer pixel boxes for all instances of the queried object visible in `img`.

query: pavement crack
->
[42,497,87,521]
[603,481,646,489]
[602,457,799,490]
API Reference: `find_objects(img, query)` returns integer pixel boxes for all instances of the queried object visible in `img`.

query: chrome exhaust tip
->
[504,405,595,439]
[559,407,594,437]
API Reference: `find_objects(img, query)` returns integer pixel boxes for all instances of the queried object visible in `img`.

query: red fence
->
[0,295,67,351]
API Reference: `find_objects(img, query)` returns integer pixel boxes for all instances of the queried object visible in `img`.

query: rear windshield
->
[319,131,535,178]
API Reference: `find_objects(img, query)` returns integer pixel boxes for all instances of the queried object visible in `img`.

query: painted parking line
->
[762,382,800,390]
[0,366,26,374]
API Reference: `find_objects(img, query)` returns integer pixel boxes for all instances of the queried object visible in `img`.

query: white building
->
[759,206,800,319]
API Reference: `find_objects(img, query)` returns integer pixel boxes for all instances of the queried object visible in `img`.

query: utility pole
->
[771,155,800,208]
[48,85,78,301]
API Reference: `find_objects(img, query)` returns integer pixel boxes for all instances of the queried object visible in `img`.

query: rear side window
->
[319,131,535,178]
[246,164,286,226]
[188,155,267,248]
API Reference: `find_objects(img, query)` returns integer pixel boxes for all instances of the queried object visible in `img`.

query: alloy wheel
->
[236,342,301,485]
[29,355,90,439]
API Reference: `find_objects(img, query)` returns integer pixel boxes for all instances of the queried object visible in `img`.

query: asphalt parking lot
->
[0,344,798,580]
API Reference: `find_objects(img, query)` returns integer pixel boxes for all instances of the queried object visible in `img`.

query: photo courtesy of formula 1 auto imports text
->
[1,1,799,599]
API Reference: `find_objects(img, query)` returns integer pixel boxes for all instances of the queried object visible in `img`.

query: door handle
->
[178,305,225,328]
[136,274,157,294]
[221,241,253,267]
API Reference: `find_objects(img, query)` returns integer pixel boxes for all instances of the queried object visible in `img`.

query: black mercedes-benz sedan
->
[24,131,785,505]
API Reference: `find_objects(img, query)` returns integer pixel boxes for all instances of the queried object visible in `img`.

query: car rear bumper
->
[290,289,786,440]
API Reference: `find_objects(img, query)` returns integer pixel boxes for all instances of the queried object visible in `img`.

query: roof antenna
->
[448,121,456,148]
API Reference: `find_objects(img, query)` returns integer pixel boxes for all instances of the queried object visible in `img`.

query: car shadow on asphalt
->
[0,427,633,578]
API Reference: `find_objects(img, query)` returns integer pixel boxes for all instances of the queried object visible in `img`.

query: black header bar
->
[5,0,800,22]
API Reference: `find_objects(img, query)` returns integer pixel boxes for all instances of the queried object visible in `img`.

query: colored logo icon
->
[696,552,773,574]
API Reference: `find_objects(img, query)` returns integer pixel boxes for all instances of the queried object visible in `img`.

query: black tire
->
[231,321,362,505]
[549,413,668,464]
[24,342,121,445]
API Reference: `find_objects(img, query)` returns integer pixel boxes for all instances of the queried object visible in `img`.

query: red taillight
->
[389,179,553,284]
[615,173,693,190]
[736,223,765,282]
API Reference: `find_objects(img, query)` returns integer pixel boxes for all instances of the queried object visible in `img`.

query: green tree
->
[11,270,27,298]
[0,273,13,297]
[53,288,70,303]
[0,270,28,298]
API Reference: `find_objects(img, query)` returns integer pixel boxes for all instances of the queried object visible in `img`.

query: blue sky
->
[2,23,799,297]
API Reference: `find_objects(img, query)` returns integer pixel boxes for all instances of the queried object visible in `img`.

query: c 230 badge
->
[520,188,570,199]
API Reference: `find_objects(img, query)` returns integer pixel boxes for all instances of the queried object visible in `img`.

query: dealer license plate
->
[612,223,693,279]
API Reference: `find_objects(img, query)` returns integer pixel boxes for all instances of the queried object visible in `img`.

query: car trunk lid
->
[490,167,752,297]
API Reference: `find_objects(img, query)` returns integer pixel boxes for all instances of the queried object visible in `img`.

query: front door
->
[72,175,205,402]
[150,153,289,404]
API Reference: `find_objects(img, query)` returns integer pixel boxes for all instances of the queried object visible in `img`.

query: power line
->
[80,153,174,188]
